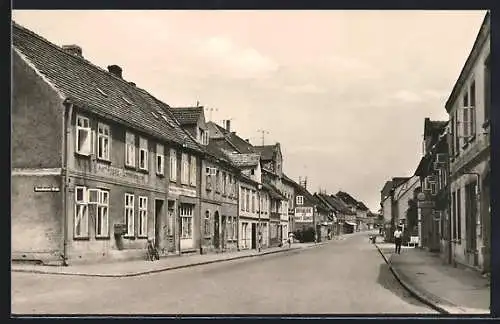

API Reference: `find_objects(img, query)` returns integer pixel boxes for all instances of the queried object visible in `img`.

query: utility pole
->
[257,129,269,146]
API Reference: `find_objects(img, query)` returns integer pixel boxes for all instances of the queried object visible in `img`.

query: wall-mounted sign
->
[295,206,313,222]
[34,186,60,192]
[169,185,197,198]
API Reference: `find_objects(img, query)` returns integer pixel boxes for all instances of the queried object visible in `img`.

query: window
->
[251,169,255,175]
[76,115,92,156]
[450,115,455,156]
[228,175,232,197]
[232,217,237,240]
[204,211,211,236]
[190,156,197,186]
[484,54,491,123]
[74,186,89,238]
[240,188,245,211]
[251,190,255,213]
[156,144,164,176]
[462,80,476,141]
[124,193,135,237]
[246,189,250,212]
[97,123,110,160]
[138,196,148,237]
[125,132,136,167]
[96,189,109,238]
[227,217,232,240]
[222,172,227,195]
[139,137,148,170]
[170,149,177,181]
[204,130,209,145]
[296,195,304,206]
[180,204,193,239]
[216,170,220,192]
[181,153,189,184]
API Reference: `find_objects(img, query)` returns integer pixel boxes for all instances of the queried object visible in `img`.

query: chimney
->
[62,44,83,58]
[107,65,123,79]
[226,120,231,132]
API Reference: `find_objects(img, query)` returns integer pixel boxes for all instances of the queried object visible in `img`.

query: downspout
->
[61,102,73,266]
[236,174,240,251]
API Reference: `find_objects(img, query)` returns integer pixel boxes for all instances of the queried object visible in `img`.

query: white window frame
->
[240,188,245,211]
[124,193,135,237]
[296,195,304,206]
[96,189,109,238]
[204,211,211,236]
[180,205,193,239]
[76,115,92,156]
[156,143,164,176]
[170,149,177,182]
[74,186,89,238]
[139,137,149,171]
[190,155,197,186]
[181,153,189,184]
[138,196,148,238]
[97,122,111,161]
[125,132,136,167]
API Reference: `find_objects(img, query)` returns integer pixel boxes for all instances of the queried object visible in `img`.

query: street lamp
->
[257,183,262,252]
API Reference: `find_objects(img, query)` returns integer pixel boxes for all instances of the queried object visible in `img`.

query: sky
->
[12,10,487,212]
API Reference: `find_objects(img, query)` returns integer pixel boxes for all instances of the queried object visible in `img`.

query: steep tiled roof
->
[356,201,370,211]
[330,195,356,215]
[220,149,260,168]
[424,118,448,137]
[206,121,227,139]
[263,182,287,200]
[170,107,204,126]
[336,191,359,206]
[252,145,275,161]
[12,22,201,153]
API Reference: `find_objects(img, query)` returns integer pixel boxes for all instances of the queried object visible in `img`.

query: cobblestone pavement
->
[12,232,437,315]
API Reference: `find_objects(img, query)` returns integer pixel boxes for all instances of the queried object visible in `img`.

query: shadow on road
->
[376,263,427,308]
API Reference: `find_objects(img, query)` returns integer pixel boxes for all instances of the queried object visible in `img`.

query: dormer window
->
[198,128,209,145]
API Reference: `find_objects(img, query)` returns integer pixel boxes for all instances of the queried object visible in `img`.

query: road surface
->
[12,231,437,315]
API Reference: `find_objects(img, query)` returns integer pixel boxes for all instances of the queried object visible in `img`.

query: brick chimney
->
[225,120,231,132]
[62,45,83,58]
[107,65,123,79]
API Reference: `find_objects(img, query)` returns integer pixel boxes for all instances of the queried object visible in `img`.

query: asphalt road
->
[12,231,437,315]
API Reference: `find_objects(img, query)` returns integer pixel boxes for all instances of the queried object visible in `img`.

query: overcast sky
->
[12,10,487,211]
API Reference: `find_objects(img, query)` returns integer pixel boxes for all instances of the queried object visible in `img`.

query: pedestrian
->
[394,226,403,254]
[287,232,294,248]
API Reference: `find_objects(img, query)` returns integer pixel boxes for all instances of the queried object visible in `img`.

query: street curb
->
[12,242,328,278]
[374,244,453,315]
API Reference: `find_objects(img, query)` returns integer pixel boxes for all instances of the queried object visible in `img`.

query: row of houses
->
[380,12,491,274]
[11,22,375,265]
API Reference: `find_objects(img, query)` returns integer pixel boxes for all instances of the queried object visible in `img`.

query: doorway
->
[167,200,176,253]
[221,215,227,251]
[154,199,164,250]
[214,211,220,249]
[251,223,257,249]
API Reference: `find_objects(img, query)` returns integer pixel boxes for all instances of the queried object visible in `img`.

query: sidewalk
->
[375,243,490,315]
[11,242,327,278]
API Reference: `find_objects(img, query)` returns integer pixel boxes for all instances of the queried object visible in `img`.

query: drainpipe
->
[61,102,73,266]
[236,175,240,251]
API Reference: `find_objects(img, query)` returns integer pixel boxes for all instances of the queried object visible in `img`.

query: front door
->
[251,223,257,249]
[154,199,164,250]
[221,216,226,251]
[214,211,220,249]
[167,200,176,253]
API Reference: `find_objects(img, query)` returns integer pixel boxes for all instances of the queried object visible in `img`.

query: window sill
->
[75,152,92,158]
[123,235,136,240]
[156,172,165,178]
[95,235,110,240]
[138,168,149,174]
[97,158,112,164]
[124,164,137,171]
[137,235,148,239]
[73,236,90,241]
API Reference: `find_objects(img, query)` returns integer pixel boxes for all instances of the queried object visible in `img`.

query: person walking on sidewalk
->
[394,226,403,254]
